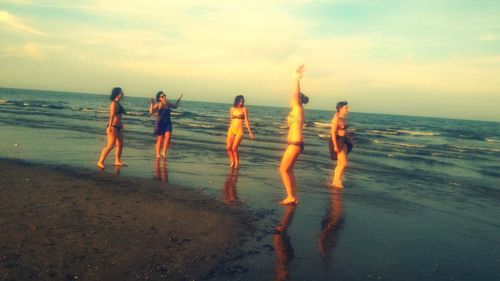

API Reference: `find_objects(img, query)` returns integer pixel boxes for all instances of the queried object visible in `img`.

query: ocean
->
[1,87,499,280]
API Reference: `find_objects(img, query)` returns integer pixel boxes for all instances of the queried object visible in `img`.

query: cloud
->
[0,10,45,35]
[480,34,498,41]
[2,42,45,60]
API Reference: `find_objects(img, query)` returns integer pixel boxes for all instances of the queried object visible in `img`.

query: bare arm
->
[292,65,305,106]
[243,107,254,139]
[331,114,339,152]
[169,94,183,109]
[149,98,158,115]
[107,102,117,129]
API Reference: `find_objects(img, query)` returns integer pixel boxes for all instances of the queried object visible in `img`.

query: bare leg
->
[231,133,244,168]
[97,128,118,168]
[332,148,348,188]
[226,133,235,167]
[279,145,301,204]
[155,135,164,159]
[161,131,171,158]
[114,130,124,165]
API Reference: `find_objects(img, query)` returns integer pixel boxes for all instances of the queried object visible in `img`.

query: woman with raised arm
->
[97,87,125,169]
[279,65,309,205]
[226,95,254,168]
[331,101,350,188]
[149,91,183,159]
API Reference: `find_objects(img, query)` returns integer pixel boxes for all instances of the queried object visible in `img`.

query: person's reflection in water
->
[114,165,122,174]
[273,205,297,281]
[317,189,344,262]
[154,158,168,182]
[223,168,239,204]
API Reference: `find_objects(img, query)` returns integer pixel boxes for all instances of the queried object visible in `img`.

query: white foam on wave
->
[373,139,427,148]
[126,111,146,117]
[450,145,500,153]
[485,138,500,143]
[180,122,215,129]
[365,130,398,136]
[312,121,331,128]
[398,130,440,136]
[0,99,8,105]
[79,107,108,114]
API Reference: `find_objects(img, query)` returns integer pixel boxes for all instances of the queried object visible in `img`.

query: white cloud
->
[0,10,45,35]
[3,42,45,60]
[480,34,498,41]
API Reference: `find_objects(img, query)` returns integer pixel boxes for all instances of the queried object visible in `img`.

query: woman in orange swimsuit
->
[279,65,309,205]
[226,95,254,168]
[331,101,350,188]
[97,87,125,169]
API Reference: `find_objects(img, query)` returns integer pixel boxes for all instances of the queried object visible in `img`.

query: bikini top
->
[232,109,245,120]
[115,102,125,115]
[336,114,348,130]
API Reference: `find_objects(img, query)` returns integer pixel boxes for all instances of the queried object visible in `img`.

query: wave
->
[398,130,440,136]
[77,107,108,114]
[364,130,399,136]
[126,111,149,117]
[373,139,427,148]
[449,145,500,153]
[179,122,216,129]
[485,138,500,143]
[312,121,330,128]
[0,99,9,105]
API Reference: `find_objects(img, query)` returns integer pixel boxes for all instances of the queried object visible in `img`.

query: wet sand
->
[0,159,252,280]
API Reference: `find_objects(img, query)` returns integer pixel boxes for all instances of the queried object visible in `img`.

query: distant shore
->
[0,158,252,280]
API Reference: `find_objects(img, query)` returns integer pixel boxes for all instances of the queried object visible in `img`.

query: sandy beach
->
[0,158,252,280]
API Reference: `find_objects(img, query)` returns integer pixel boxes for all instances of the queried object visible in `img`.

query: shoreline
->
[0,158,254,280]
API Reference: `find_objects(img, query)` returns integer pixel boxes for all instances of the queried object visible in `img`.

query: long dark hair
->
[233,95,245,107]
[156,91,165,102]
[110,87,122,101]
[300,92,309,105]
[336,101,348,112]
[109,87,122,100]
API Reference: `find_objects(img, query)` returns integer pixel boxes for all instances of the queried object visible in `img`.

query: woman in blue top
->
[149,91,183,159]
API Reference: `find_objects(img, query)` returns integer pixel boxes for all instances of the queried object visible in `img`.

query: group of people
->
[96,65,351,205]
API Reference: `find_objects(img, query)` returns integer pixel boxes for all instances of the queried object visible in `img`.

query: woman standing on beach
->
[331,101,350,188]
[279,65,309,205]
[149,91,183,159]
[97,87,125,168]
[227,95,254,168]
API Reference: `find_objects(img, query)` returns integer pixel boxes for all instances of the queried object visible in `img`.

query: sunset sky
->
[1,0,499,121]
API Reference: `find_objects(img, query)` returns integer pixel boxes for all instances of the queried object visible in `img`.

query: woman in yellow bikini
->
[226,95,254,168]
[279,65,309,205]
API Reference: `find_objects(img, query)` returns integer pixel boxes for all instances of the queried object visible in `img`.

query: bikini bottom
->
[228,126,244,137]
[288,141,304,153]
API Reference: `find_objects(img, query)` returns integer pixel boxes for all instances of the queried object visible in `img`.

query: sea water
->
[1,87,499,280]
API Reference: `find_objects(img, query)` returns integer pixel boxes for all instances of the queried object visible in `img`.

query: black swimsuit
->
[107,102,125,132]
[288,141,305,153]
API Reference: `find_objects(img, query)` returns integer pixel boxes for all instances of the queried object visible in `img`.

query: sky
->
[0,0,499,121]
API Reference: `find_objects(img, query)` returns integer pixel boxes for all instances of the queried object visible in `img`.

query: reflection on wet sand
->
[317,189,344,262]
[114,165,122,174]
[223,168,239,204]
[154,158,168,182]
[273,205,296,281]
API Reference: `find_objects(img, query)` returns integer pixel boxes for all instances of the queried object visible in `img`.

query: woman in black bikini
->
[331,101,350,188]
[226,95,254,168]
[97,87,125,169]
[279,65,309,205]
